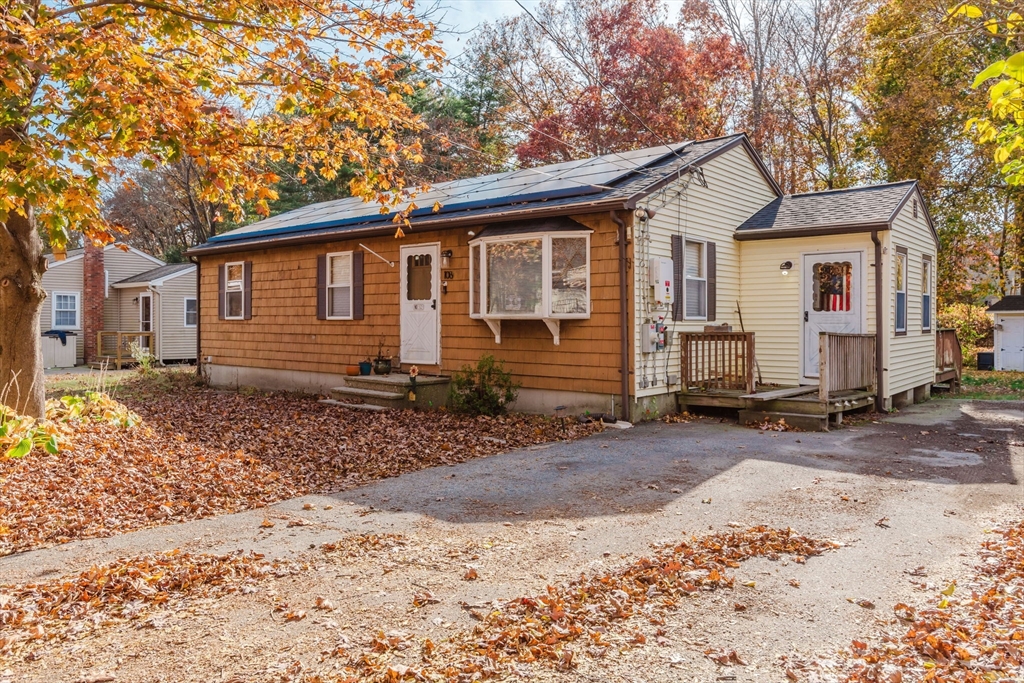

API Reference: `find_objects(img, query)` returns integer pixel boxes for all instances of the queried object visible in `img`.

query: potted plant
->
[373,337,392,375]
[358,358,373,375]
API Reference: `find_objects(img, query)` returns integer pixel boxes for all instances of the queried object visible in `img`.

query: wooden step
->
[739,409,828,432]
[741,385,819,401]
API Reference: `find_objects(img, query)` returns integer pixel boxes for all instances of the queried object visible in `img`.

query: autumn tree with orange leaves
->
[0,0,444,417]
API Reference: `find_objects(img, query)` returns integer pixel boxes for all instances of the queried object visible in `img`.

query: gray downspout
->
[611,211,630,421]
[871,230,884,412]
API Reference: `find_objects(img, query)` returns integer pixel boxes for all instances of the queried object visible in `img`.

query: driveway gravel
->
[2,399,1021,682]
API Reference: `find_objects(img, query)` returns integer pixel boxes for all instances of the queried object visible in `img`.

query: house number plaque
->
[443,270,454,279]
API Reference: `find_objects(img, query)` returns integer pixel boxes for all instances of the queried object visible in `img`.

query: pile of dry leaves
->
[124,375,598,493]
[325,527,840,681]
[0,549,302,659]
[0,374,597,555]
[834,519,1024,683]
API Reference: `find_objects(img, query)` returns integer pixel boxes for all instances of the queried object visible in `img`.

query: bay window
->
[469,230,591,344]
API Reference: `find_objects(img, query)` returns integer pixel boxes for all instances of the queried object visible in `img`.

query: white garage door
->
[998,316,1024,371]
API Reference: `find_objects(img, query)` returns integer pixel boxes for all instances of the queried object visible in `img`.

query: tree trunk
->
[0,206,47,418]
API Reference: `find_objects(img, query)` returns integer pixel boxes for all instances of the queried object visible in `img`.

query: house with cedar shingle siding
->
[187,133,947,427]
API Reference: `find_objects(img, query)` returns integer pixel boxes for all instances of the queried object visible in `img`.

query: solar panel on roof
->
[208,140,694,243]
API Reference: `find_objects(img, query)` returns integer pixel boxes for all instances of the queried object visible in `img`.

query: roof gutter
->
[185,197,630,258]
[734,221,892,241]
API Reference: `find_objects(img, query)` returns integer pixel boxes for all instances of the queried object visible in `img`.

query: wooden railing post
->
[818,332,829,402]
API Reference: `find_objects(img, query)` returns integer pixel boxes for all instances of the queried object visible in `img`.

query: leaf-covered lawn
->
[948,369,1024,401]
[0,372,597,556]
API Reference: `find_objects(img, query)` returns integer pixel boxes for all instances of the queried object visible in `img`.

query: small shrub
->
[129,340,156,377]
[448,355,520,417]
[937,304,993,356]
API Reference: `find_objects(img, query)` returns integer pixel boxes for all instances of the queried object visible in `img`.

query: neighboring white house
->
[988,296,1024,371]
[40,244,197,367]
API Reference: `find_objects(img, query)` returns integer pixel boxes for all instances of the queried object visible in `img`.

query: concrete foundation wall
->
[207,364,647,420]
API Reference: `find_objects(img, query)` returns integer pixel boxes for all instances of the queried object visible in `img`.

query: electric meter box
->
[649,256,674,306]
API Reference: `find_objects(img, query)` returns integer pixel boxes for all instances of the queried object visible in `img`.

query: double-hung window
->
[684,240,707,319]
[469,231,590,338]
[225,262,245,320]
[184,297,198,327]
[52,291,80,329]
[895,247,908,334]
[921,257,932,332]
[326,252,353,319]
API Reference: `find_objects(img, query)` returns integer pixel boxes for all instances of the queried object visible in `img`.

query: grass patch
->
[941,368,1024,400]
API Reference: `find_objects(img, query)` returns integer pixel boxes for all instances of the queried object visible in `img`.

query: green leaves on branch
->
[956,3,1024,185]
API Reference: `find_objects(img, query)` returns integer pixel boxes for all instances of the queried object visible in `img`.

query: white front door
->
[802,252,863,381]
[998,316,1024,371]
[400,243,440,365]
[139,293,153,350]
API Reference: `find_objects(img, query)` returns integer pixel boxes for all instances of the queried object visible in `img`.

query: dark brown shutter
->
[243,261,253,320]
[706,242,717,321]
[316,254,328,320]
[671,235,683,321]
[217,263,225,320]
[352,251,364,320]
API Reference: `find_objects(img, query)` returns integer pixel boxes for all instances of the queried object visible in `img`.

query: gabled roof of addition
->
[45,243,165,268]
[734,180,936,243]
[113,262,195,287]
[987,295,1024,312]
[188,133,780,256]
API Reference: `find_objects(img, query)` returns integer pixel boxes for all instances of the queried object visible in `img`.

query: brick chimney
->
[82,242,105,363]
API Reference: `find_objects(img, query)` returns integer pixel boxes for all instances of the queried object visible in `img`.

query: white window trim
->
[683,238,708,321]
[51,290,81,330]
[224,261,245,321]
[469,231,591,322]
[469,242,483,320]
[895,248,908,334]
[325,251,354,321]
[184,297,197,328]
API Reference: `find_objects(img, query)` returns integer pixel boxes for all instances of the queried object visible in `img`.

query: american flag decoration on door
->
[816,262,852,312]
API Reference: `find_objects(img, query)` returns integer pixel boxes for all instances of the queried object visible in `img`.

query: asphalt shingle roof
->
[737,181,917,233]
[45,248,84,264]
[115,262,194,285]
[987,295,1024,312]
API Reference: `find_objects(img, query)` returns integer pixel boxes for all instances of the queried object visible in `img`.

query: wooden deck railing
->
[818,333,876,401]
[97,331,155,368]
[680,331,755,394]
[936,328,962,377]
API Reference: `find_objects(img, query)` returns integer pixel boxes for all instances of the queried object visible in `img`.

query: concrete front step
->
[329,385,408,410]
[330,373,452,410]
[317,398,388,412]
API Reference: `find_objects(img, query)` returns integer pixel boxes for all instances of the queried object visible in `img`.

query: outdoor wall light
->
[441,249,453,269]
[780,260,793,275]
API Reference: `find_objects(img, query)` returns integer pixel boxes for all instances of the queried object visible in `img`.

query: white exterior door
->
[997,316,1024,371]
[400,243,440,365]
[139,292,153,350]
[802,252,863,381]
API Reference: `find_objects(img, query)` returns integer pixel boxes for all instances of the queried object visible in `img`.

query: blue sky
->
[433,1,688,43]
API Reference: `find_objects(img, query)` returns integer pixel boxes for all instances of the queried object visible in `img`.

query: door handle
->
[804,311,809,322]
[431,299,437,310]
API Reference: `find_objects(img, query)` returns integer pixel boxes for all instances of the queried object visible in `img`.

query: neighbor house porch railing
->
[680,331,755,394]
[97,331,154,368]
[818,332,876,401]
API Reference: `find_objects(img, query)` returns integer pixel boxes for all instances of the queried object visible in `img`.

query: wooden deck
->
[679,385,875,431]
[678,329,877,431]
